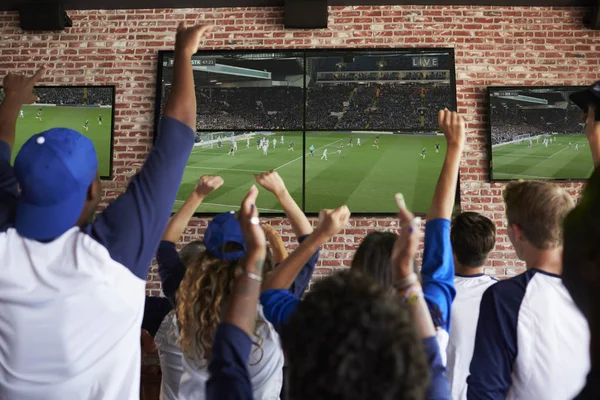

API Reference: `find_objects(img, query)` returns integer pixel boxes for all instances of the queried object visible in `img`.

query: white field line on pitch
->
[174,199,282,212]
[274,139,343,171]
[185,166,264,173]
[548,138,587,158]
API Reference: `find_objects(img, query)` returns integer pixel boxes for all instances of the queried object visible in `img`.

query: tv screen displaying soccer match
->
[155,49,457,215]
[489,86,593,181]
[2,86,115,179]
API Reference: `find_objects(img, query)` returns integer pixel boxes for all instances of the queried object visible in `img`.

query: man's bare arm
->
[0,68,45,150]
[585,106,600,168]
[427,109,465,221]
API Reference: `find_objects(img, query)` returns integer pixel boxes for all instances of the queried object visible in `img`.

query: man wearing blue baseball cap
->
[0,23,213,399]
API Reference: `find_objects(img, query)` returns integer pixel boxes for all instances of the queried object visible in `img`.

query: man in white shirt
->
[446,212,497,400]
[0,23,213,400]
[468,181,590,400]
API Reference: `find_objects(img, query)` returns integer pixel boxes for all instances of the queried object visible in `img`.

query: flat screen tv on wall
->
[1,85,116,179]
[155,49,457,215]
[488,86,593,182]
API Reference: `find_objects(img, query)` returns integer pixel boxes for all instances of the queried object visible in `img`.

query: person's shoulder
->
[482,270,535,300]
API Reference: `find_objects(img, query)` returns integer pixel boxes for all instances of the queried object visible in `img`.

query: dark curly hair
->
[281,270,430,400]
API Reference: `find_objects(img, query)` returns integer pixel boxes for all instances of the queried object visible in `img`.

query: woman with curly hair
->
[156,172,319,400]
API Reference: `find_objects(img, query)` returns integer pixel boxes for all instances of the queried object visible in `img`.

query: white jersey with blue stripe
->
[467,268,590,400]
[447,274,497,400]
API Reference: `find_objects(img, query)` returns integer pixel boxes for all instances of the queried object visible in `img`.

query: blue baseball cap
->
[203,211,246,261]
[14,128,98,241]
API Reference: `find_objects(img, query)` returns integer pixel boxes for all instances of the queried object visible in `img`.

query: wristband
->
[393,272,418,291]
[246,272,263,283]
[400,284,424,305]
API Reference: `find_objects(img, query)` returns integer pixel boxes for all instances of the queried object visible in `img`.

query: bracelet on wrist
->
[393,272,419,291]
[245,272,263,283]
[399,284,424,305]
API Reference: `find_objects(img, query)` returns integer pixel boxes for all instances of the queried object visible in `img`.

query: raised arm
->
[392,194,451,399]
[585,106,600,168]
[207,186,265,400]
[255,170,312,237]
[261,205,350,292]
[162,175,223,243]
[262,223,288,264]
[85,24,213,279]
[427,109,464,221]
[421,109,464,332]
[0,69,45,230]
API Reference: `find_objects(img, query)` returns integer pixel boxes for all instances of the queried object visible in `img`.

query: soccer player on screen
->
[233,140,238,152]
[98,115,103,125]
[528,139,532,148]
[83,120,89,132]
[228,144,235,156]
[373,137,379,150]
[420,147,426,159]
[435,142,440,153]
[217,138,222,149]
[36,108,42,121]
[336,143,343,155]
[576,143,580,151]
[309,145,315,156]
[19,110,24,119]
[349,136,353,147]
[321,148,328,160]
[569,141,572,148]
[262,142,268,156]
[281,135,284,144]
[288,141,295,152]
[272,138,277,149]
[357,138,361,146]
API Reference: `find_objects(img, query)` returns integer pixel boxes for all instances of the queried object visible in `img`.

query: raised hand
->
[254,170,287,197]
[175,23,214,57]
[195,175,224,197]
[315,205,351,239]
[239,185,267,273]
[438,108,465,149]
[391,194,421,280]
[2,67,45,106]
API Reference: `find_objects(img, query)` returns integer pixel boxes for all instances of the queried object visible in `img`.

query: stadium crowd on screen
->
[1,22,600,400]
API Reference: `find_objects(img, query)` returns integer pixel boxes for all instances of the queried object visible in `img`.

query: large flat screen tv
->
[1,86,116,179]
[488,86,593,182]
[155,49,457,215]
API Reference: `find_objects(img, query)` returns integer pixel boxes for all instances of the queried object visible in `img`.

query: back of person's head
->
[451,212,496,267]
[176,212,273,364]
[350,231,396,286]
[563,166,600,320]
[281,270,429,400]
[503,180,574,250]
[13,128,101,241]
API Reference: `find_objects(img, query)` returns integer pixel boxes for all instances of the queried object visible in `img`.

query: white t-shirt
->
[446,274,497,400]
[178,305,284,400]
[155,312,183,400]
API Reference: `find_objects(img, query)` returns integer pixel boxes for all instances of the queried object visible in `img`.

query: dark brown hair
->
[451,212,496,268]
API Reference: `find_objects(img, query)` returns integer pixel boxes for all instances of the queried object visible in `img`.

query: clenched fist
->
[315,205,351,239]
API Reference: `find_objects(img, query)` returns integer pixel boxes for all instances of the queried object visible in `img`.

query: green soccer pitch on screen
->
[1,86,115,179]
[155,49,458,215]
[488,86,594,182]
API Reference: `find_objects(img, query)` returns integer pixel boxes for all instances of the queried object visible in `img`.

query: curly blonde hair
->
[176,244,274,367]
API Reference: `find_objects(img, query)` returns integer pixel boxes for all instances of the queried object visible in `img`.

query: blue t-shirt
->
[208,290,450,400]
[422,218,456,332]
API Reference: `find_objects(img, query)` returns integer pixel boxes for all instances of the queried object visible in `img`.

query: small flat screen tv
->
[155,49,457,215]
[488,86,593,181]
[1,85,116,179]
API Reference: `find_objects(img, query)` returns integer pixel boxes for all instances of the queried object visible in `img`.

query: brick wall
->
[0,5,597,295]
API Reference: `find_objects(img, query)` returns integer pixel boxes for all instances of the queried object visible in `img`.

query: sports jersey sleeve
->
[423,337,451,400]
[467,277,527,400]
[260,289,301,333]
[0,140,18,232]
[421,218,456,332]
[83,117,195,279]
[156,241,187,307]
[287,234,320,298]
[206,323,254,400]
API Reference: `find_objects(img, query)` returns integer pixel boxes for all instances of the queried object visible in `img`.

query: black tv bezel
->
[11,84,117,180]
[487,85,590,183]
[154,48,459,217]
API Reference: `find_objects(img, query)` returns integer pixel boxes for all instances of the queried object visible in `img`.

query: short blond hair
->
[503,181,575,250]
